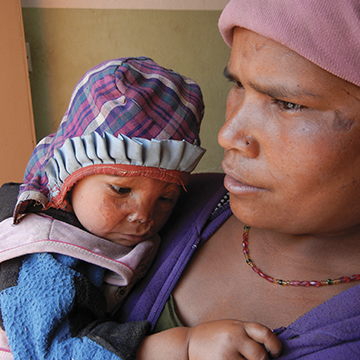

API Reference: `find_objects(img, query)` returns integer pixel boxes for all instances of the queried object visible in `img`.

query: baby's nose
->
[127,203,153,225]
[127,212,148,224]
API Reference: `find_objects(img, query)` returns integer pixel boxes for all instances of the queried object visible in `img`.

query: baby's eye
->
[159,196,175,204]
[273,100,304,112]
[110,185,131,195]
[159,189,180,205]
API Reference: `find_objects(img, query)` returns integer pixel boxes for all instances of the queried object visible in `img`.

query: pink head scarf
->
[218,0,360,87]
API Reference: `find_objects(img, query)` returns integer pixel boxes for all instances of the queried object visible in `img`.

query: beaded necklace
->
[242,225,360,287]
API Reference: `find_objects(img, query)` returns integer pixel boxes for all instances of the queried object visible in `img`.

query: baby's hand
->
[187,319,282,360]
[137,319,281,360]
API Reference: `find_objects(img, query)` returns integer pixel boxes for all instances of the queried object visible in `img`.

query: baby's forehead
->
[98,174,180,189]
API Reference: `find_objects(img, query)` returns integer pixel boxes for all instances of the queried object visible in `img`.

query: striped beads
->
[242,225,360,287]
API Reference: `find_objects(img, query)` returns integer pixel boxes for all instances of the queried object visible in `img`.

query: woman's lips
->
[223,174,267,194]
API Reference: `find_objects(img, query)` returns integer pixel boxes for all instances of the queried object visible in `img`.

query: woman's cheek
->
[226,88,242,120]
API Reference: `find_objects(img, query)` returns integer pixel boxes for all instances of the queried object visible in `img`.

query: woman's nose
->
[218,102,260,158]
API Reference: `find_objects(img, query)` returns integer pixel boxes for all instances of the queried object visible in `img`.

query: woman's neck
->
[242,219,360,284]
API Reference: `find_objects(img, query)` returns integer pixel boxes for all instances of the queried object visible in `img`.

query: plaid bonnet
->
[15,57,205,221]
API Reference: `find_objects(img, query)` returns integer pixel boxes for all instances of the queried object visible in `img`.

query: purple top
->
[118,173,360,359]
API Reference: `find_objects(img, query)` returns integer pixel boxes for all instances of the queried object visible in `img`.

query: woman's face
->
[219,27,360,235]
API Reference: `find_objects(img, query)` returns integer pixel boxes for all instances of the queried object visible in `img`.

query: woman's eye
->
[110,185,131,195]
[227,79,243,90]
[234,81,243,89]
[223,68,243,90]
[274,100,304,112]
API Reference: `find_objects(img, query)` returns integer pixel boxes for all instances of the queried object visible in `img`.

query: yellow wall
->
[22,7,231,172]
[0,0,36,184]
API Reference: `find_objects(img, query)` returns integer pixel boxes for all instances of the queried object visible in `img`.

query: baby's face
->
[71,174,180,246]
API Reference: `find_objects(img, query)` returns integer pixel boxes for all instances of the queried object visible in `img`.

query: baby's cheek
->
[99,197,126,227]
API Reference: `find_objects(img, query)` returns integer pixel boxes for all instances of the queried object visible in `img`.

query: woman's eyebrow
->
[249,81,319,100]
[223,65,319,100]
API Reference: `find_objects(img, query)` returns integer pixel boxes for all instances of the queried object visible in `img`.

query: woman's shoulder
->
[179,172,226,208]
[165,172,227,227]
[186,172,225,189]
[159,172,228,246]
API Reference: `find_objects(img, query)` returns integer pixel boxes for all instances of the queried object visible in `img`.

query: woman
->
[1,0,359,359]
[116,0,360,359]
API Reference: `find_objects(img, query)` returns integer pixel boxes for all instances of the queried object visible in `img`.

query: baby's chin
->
[103,232,152,247]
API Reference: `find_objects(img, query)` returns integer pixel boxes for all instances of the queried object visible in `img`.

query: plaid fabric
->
[15,57,204,219]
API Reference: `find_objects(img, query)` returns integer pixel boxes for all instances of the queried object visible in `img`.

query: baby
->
[0,57,205,360]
